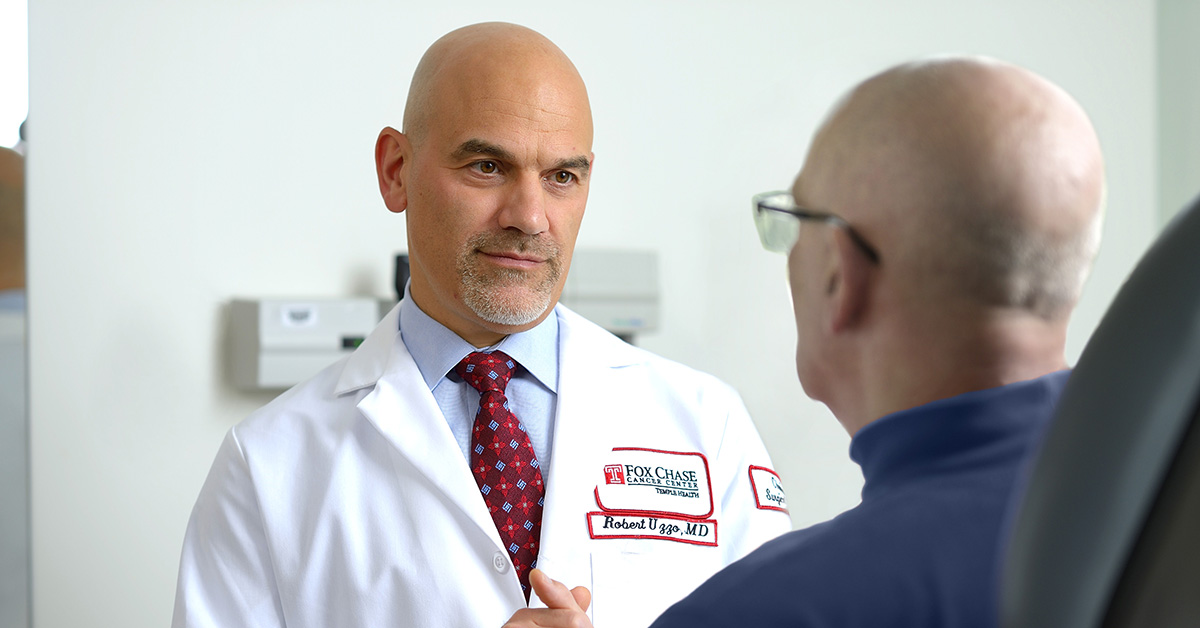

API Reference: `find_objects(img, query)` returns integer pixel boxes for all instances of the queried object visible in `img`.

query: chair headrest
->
[1002,192,1200,627]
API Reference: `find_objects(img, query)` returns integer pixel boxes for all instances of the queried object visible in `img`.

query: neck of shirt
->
[849,370,1070,501]
[397,283,561,473]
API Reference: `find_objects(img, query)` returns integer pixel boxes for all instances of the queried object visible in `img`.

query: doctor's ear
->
[375,127,410,214]
[827,227,874,333]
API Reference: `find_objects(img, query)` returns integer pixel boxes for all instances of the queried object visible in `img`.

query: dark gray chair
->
[1002,192,1200,628]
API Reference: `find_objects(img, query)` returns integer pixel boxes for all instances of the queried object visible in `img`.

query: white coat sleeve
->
[172,430,287,628]
[710,385,792,564]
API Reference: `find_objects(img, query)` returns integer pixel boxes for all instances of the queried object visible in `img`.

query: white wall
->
[0,0,28,147]
[1158,0,1200,220]
[27,1,1158,626]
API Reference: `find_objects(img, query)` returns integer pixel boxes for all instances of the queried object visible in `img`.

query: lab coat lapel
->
[533,307,643,603]
[346,306,505,555]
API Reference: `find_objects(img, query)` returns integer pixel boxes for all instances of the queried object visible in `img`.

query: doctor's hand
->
[501,569,593,628]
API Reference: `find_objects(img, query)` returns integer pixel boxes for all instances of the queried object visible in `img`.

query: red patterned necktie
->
[455,350,545,602]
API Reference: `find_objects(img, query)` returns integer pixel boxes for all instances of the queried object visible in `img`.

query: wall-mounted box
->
[230,298,381,390]
[559,249,659,339]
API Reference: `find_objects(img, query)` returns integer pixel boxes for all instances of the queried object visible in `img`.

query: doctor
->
[172,22,790,628]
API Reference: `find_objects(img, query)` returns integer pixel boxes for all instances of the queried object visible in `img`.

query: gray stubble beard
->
[457,232,563,327]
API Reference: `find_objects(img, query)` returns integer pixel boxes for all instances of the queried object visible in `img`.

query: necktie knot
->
[456,351,516,395]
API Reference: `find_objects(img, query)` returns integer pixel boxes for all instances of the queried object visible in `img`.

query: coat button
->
[493,552,509,573]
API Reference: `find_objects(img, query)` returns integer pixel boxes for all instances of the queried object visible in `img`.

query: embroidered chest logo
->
[614,464,701,497]
[589,447,718,546]
[603,464,625,485]
[593,448,714,519]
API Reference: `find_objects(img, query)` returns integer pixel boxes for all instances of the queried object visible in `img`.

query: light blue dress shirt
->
[398,284,559,475]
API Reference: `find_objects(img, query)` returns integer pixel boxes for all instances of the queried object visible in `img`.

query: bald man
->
[172,23,788,628]
[508,56,1105,628]
[650,56,1104,628]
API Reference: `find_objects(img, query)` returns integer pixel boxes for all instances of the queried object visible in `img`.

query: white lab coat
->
[173,304,790,628]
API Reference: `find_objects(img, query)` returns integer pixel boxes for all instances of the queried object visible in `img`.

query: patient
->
[505,55,1107,628]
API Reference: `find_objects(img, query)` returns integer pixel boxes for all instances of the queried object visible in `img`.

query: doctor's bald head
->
[402,23,592,148]
[374,23,594,348]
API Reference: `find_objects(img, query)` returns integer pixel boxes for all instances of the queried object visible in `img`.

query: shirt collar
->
[398,282,559,393]
[849,370,1071,498]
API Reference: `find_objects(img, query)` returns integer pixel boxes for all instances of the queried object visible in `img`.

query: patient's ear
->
[375,127,410,214]
[828,228,874,333]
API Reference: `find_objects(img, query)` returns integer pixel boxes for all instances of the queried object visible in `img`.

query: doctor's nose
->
[497,175,550,235]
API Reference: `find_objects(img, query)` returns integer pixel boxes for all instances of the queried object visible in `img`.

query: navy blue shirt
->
[650,371,1070,628]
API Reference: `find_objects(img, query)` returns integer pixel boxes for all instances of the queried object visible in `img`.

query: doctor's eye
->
[473,161,499,174]
[549,171,575,185]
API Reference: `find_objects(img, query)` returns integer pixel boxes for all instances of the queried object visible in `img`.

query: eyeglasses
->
[752,191,881,264]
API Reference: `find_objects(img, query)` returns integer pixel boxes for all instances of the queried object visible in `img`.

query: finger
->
[502,608,592,628]
[569,585,591,613]
[529,569,581,611]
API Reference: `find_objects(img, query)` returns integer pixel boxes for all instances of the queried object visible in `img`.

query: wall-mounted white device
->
[559,249,659,342]
[230,298,381,391]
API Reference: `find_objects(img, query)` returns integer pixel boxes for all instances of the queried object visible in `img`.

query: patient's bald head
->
[796,57,1105,321]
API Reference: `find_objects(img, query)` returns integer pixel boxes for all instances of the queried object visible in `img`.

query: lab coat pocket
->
[589,541,719,628]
